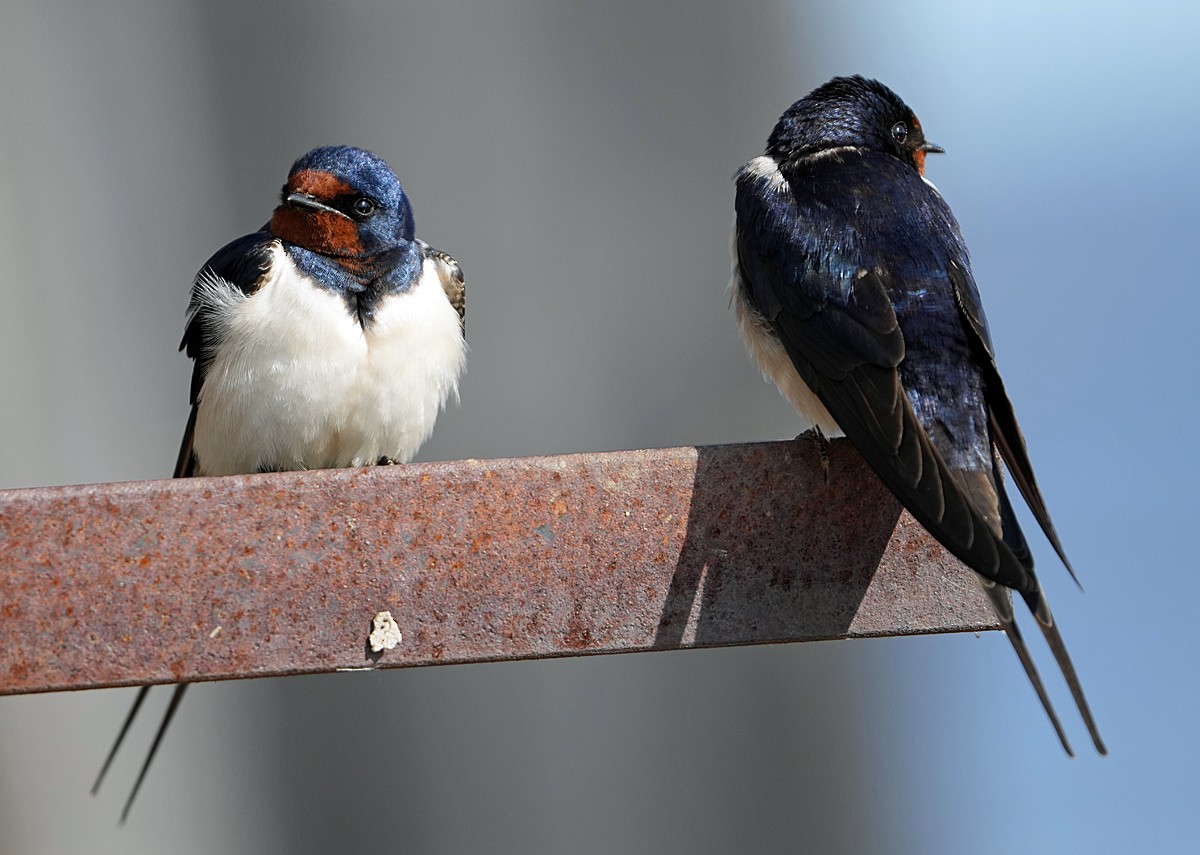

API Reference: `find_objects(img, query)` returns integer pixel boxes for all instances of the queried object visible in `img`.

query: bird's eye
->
[891,121,908,144]
[353,197,377,218]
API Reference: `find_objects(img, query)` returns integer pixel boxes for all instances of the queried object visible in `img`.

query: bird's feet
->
[796,426,830,483]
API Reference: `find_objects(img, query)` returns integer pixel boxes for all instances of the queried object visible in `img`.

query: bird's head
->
[767,76,944,176]
[270,145,415,258]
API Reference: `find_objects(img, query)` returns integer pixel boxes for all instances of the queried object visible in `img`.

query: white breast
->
[192,244,467,475]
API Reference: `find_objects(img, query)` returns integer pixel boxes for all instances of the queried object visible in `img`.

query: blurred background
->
[1,0,1196,852]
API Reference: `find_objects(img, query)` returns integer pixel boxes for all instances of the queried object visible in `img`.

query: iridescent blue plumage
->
[733,75,1104,755]
[288,144,416,243]
[285,241,424,323]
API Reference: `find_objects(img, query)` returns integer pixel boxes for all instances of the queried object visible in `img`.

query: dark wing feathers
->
[946,260,1079,584]
[433,248,466,331]
[948,258,1103,750]
[173,405,198,479]
[180,230,275,401]
[173,231,275,478]
[736,149,1106,755]
[735,156,1033,591]
[828,354,1016,586]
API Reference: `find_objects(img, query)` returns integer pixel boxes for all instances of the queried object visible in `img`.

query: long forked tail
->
[977,577,1075,756]
[91,686,151,795]
[1020,588,1108,755]
[91,683,191,824]
[92,408,199,822]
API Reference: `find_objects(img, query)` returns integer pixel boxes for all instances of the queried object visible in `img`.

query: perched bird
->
[731,76,1105,755]
[93,145,468,820]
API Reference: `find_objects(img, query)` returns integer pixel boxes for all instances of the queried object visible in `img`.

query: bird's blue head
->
[767,76,944,176]
[270,145,415,258]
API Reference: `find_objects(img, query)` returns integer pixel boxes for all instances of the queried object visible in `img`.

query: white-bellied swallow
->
[731,76,1105,755]
[93,145,468,821]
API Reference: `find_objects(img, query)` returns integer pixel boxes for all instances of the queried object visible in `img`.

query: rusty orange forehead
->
[287,169,355,199]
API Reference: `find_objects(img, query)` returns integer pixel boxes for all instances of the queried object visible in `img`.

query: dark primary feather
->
[947,260,1080,584]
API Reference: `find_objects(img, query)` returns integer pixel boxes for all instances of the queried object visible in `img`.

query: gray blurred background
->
[1,1,1197,852]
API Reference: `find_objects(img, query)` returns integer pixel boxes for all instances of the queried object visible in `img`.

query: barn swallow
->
[731,76,1105,755]
[92,145,468,821]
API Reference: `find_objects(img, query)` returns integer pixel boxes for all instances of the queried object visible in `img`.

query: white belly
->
[192,246,467,475]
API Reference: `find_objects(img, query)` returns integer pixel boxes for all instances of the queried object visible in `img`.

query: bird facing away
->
[93,145,468,821]
[731,76,1104,756]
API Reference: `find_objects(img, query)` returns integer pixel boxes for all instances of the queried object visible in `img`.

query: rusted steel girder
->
[0,439,996,696]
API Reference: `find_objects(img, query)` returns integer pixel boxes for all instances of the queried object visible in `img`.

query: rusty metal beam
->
[0,439,997,697]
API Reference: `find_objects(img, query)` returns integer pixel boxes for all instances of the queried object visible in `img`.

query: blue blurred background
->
[1,1,1196,852]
